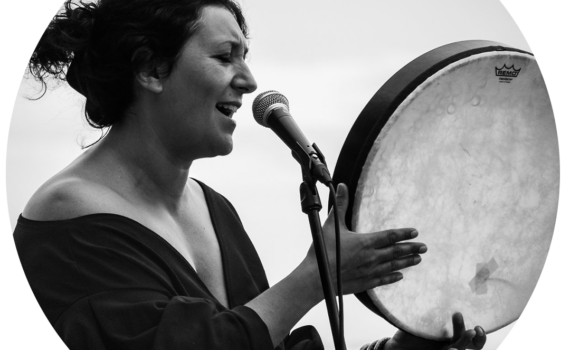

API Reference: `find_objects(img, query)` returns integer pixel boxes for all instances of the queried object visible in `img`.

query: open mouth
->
[216,103,238,118]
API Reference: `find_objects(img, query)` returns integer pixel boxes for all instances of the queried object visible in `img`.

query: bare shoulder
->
[22,172,126,221]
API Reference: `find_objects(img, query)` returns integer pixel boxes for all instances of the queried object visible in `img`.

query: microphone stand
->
[293,145,346,350]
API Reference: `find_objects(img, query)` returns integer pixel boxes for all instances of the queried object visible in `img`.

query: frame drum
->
[331,41,559,340]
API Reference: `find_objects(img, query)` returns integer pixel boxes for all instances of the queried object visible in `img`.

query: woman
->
[15,0,486,349]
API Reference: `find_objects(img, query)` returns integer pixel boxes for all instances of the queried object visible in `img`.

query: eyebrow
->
[218,39,249,56]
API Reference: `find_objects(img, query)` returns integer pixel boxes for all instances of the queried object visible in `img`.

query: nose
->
[232,62,257,94]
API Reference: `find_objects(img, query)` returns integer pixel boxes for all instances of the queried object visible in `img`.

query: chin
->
[194,132,234,159]
[218,144,233,156]
[209,139,234,158]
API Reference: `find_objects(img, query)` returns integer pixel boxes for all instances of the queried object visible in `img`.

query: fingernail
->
[396,274,403,281]
[419,245,427,253]
[410,230,418,238]
[414,256,422,264]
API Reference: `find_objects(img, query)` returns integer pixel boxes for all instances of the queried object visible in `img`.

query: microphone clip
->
[292,142,332,186]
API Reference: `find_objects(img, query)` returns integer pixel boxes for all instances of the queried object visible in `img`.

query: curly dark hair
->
[28,0,248,129]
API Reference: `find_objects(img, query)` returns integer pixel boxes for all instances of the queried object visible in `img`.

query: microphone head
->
[252,90,290,127]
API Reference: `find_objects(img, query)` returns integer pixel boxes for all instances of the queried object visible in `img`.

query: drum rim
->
[329,40,532,332]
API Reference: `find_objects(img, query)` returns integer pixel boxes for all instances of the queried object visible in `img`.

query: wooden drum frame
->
[331,40,559,340]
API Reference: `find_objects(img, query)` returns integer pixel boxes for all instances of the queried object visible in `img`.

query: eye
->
[217,54,232,63]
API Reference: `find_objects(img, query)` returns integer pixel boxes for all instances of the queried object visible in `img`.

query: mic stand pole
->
[297,160,346,350]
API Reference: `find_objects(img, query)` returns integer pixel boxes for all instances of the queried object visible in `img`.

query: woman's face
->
[155,6,257,161]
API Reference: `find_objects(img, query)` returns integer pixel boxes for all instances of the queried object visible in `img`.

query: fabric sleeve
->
[54,289,273,350]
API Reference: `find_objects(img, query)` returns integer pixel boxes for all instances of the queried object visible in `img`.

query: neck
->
[92,114,193,206]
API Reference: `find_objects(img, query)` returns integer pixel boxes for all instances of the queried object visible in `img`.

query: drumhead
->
[331,41,559,340]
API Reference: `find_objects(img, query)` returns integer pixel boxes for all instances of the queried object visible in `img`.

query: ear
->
[136,66,164,94]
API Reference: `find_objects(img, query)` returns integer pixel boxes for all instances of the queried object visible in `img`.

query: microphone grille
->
[252,90,290,127]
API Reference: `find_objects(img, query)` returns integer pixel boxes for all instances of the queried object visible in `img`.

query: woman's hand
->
[305,183,427,296]
[384,313,486,350]
[247,183,426,347]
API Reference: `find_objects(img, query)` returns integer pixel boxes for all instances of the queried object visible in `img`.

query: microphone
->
[252,90,332,184]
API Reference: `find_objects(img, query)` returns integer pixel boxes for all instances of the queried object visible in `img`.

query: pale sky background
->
[1,1,568,349]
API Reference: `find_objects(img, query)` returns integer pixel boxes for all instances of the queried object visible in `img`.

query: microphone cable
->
[327,182,345,349]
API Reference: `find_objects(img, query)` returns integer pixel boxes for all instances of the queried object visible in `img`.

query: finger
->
[372,339,384,350]
[450,329,476,350]
[371,228,419,248]
[376,255,422,275]
[359,339,385,350]
[373,272,404,287]
[376,242,427,260]
[472,326,486,349]
[329,183,348,215]
[361,272,403,291]
[452,313,466,343]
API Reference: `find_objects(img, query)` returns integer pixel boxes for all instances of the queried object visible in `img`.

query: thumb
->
[330,183,349,230]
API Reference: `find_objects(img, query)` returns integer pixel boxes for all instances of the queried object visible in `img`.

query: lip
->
[217,101,242,109]
[216,101,242,119]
